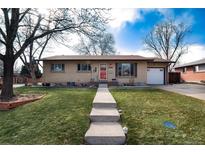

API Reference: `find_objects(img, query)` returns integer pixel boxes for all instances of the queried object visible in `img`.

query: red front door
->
[99,64,107,80]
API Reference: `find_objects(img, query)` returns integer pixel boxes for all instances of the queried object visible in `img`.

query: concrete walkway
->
[85,84,126,145]
[157,84,205,101]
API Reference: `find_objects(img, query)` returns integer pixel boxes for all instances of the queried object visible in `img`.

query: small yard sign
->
[163,121,176,129]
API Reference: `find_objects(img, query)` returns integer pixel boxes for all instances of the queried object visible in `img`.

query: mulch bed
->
[0,94,45,110]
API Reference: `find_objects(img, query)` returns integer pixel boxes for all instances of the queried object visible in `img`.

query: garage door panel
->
[147,68,164,84]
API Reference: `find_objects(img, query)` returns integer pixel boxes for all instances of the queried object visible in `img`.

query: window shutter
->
[193,66,196,72]
[88,64,91,71]
[62,64,65,71]
[115,63,118,77]
[51,64,54,71]
[131,63,134,76]
[135,63,137,77]
[77,64,80,71]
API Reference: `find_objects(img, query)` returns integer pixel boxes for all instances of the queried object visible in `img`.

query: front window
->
[77,64,91,72]
[51,64,65,72]
[122,63,130,76]
[116,63,136,77]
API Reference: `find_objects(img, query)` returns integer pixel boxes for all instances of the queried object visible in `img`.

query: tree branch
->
[0,39,6,45]
[19,9,31,22]
[14,15,42,60]
[0,28,7,41]
[2,9,10,33]
[0,53,4,60]
[38,34,52,59]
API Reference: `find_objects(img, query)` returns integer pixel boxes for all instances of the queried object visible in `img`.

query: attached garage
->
[147,68,164,85]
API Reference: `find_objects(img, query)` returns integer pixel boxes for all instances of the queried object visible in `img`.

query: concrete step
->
[98,84,108,88]
[93,92,117,108]
[93,101,117,108]
[90,108,120,122]
[85,122,126,145]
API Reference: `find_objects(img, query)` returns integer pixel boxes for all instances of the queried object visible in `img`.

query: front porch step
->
[85,122,126,145]
[90,108,120,122]
[98,84,108,88]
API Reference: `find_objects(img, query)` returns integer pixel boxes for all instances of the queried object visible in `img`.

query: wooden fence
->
[169,72,181,84]
[0,76,42,85]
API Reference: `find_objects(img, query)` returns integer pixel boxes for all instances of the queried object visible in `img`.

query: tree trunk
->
[30,68,37,86]
[1,57,14,101]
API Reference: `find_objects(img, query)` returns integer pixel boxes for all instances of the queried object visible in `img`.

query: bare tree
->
[0,8,110,101]
[19,34,52,85]
[0,60,3,76]
[144,20,190,71]
[75,32,116,55]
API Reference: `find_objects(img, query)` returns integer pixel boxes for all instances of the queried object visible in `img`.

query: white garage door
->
[147,68,164,84]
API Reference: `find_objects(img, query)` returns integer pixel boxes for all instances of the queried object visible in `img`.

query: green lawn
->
[0,87,96,144]
[111,88,205,145]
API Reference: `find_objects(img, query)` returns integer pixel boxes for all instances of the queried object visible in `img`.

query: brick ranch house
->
[175,58,205,83]
[41,55,172,86]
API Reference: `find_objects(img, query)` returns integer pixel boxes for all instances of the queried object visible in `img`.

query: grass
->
[111,88,205,145]
[0,87,96,144]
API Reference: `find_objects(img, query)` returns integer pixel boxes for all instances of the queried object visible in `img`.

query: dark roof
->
[152,57,173,63]
[175,58,205,68]
[40,55,171,63]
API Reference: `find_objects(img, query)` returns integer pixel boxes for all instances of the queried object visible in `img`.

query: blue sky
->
[46,8,205,64]
[108,8,205,63]
[111,8,205,50]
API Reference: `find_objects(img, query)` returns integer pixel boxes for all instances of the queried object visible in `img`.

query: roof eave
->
[39,58,155,61]
[175,62,205,68]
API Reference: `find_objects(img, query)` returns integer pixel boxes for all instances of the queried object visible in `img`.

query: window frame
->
[51,64,65,72]
[121,63,131,76]
[77,64,91,72]
[197,64,205,72]
[116,63,136,77]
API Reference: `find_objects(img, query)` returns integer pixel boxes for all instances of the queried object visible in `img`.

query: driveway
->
[157,84,205,101]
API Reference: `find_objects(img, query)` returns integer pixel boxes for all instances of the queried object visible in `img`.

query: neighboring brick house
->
[175,58,205,83]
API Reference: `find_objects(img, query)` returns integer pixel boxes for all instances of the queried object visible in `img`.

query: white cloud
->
[41,46,76,58]
[156,9,194,26]
[175,12,194,27]
[41,33,80,58]
[109,9,141,29]
[156,8,174,18]
[116,47,155,57]
[116,43,205,65]
[179,44,205,64]
[108,8,169,30]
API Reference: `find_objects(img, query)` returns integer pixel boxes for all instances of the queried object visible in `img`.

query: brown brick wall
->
[175,67,205,82]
